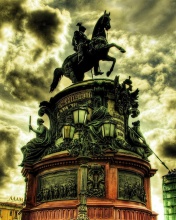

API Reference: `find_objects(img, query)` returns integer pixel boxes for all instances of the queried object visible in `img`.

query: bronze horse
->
[50,11,125,92]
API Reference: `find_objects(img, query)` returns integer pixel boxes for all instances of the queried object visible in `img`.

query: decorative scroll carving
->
[114,76,139,117]
[36,170,77,202]
[87,164,105,198]
[118,170,147,203]
[114,76,140,139]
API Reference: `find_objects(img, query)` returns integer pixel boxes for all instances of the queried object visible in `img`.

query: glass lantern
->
[73,107,88,125]
[62,124,75,140]
[101,121,116,138]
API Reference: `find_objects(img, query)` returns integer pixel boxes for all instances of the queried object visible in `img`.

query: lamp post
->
[65,107,116,220]
[72,107,90,220]
[76,163,90,220]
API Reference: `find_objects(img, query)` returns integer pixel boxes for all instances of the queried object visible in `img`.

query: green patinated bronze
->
[50,11,125,92]
[45,78,150,160]
[20,118,51,166]
[20,77,152,165]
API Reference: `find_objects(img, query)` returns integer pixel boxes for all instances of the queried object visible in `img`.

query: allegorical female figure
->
[20,118,51,166]
[128,120,152,160]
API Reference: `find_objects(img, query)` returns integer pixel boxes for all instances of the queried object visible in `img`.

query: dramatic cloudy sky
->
[0,0,175,218]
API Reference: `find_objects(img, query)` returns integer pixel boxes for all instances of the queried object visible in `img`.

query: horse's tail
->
[50,68,63,92]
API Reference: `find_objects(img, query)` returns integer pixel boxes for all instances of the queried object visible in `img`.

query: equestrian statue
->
[50,11,126,92]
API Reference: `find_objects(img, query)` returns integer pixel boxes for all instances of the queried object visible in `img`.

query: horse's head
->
[101,10,111,31]
[92,10,111,39]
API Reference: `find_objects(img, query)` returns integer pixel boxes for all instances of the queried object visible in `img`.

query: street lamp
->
[101,121,116,138]
[72,107,90,220]
[62,124,75,140]
[73,107,88,125]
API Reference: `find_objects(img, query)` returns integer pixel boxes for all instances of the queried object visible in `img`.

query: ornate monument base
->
[21,151,157,220]
[21,79,158,220]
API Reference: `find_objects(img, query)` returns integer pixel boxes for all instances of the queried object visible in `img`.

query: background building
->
[163,169,176,220]
[0,200,22,220]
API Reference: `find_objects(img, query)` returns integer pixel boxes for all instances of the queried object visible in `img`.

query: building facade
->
[0,202,22,220]
[163,169,176,220]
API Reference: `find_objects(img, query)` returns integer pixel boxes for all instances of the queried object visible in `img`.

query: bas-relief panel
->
[37,169,77,202]
[118,170,147,203]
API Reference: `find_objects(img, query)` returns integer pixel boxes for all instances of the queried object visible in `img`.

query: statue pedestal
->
[21,79,158,220]
[21,151,157,220]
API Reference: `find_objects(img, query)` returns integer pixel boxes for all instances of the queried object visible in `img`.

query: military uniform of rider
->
[72,22,90,64]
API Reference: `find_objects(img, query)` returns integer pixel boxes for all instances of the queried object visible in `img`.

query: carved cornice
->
[49,79,114,105]
[21,164,33,177]
[113,154,153,177]
[21,151,156,177]
[33,159,79,174]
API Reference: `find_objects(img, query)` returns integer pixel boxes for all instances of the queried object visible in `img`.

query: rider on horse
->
[50,12,126,92]
[72,22,90,64]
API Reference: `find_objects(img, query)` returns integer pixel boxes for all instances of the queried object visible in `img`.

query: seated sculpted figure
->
[128,120,152,160]
[87,96,112,144]
[20,118,51,166]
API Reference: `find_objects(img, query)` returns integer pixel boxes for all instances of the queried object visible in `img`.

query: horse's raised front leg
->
[103,43,126,53]
[113,43,126,53]
[103,55,116,77]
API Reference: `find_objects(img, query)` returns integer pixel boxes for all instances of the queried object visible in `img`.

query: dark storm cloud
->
[32,48,43,62]
[26,8,63,46]
[166,64,176,89]
[0,0,65,46]
[0,125,20,187]
[5,68,54,101]
[0,1,70,102]
[49,0,107,43]
[0,0,26,32]
[160,134,176,158]
[0,0,66,47]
